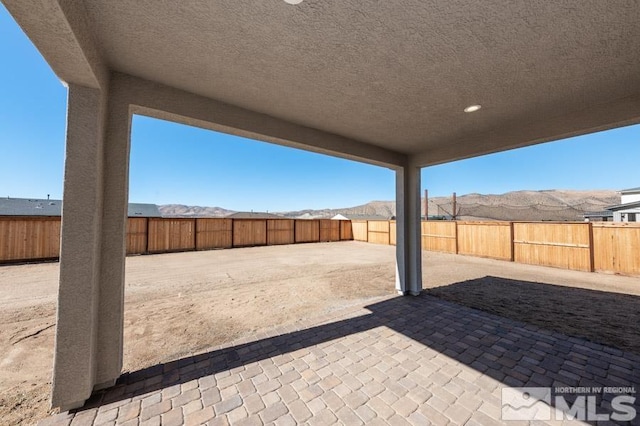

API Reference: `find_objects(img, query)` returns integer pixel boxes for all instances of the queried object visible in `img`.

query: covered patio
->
[3,0,640,419]
[39,289,640,425]
[0,242,637,425]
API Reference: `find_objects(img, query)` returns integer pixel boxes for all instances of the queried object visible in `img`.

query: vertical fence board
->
[421,221,457,253]
[592,222,640,275]
[319,220,340,242]
[351,221,368,242]
[295,220,320,243]
[457,222,513,260]
[126,217,148,254]
[367,220,391,245]
[148,218,195,253]
[196,218,232,249]
[267,219,295,245]
[513,222,591,271]
[339,220,353,241]
[233,219,267,247]
[389,221,396,246]
[0,217,61,262]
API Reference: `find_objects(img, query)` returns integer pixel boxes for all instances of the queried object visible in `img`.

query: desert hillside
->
[158,204,234,217]
[428,189,619,221]
[159,189,619,221]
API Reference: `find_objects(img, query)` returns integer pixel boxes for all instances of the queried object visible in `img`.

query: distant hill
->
[158,204,234,218]
[277,189,619,221]
[158,189,620,221]
[278,200,396,220]
[428,189,619,221]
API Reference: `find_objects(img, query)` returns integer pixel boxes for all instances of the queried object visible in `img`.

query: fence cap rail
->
[457,221,510,226]
[511,221,591,225]
[150,217,196,221]
[591,222,640,228]
[0,215,61,220]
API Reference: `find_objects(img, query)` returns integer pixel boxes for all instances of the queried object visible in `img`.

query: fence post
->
[509,222,515,262]
[145,217,149,254]
[366,220,369,243]
[231,219,235,248]
[454,221,459,254]
[294,220,297,243]
[193,218,198,251]
[588,222,595,272]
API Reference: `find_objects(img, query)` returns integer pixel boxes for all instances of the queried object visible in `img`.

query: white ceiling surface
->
[7,1,640,165]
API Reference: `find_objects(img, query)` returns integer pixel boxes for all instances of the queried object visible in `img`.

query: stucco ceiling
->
[5,1,640,165]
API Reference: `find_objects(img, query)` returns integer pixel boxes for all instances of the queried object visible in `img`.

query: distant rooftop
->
[0,198,61,216]
[0,197,161,217]
[620,187,640,194]
[606,201,640,211]
[582,210,614,218]
[127,203,162,218]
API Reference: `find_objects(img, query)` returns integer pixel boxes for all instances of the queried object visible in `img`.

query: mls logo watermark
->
[502,387,552,420]
[501,386,637,422]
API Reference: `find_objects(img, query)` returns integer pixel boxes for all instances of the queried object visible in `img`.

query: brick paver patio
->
[39,294,640,425]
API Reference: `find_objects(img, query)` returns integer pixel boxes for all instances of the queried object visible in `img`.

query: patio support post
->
[395,162,423,296]
[52,81,131,410]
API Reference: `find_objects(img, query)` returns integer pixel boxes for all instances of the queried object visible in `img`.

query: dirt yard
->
[1,241,639,425]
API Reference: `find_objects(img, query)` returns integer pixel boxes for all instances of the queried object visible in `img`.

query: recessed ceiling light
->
[464,105,481,113]
[284,0,303,4]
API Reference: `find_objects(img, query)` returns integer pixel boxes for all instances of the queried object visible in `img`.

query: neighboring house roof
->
[0,198,162,217]
[226,212,284,219]
[605,201,640,211]
[127,203,162,217]
[426,215,454,220]
[331,214,350,220]
[620,187,640,194]
[582,210,614,218]
[0,198,62,216]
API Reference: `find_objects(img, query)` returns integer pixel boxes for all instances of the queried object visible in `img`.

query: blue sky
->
[1,5,639,211]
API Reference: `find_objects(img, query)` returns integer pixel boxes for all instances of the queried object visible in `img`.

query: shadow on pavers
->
[77,285,640,425]
[427,276,640,355]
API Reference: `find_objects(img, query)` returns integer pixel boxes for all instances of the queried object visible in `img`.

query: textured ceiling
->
[80,0,640,157]
[7,1,640,164]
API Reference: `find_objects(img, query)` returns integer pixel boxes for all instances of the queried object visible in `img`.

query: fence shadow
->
[426,276,640,355]
[79,290,640,424]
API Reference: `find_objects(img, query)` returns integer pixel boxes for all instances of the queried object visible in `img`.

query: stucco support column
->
[395,162,423,296]
[52,81,131,410]
[95,82,131,389]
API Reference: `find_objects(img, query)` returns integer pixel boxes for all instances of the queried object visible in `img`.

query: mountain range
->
[159,189,620,222]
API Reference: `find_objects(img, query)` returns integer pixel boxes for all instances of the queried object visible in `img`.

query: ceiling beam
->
[111,72,407,169]
[2,0,107,89]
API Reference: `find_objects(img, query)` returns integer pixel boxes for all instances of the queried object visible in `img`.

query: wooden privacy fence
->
[513,222,592,271]
[360,220,640,276]
[458,222,513,261]
[0,216,61,262]
[592,222,640,275]
[140,218,349,253]
[0,217,353,263]
[3,216,639,276]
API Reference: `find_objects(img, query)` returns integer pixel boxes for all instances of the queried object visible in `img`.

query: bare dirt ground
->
[1,241,639,425]
[0,242,396,425]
